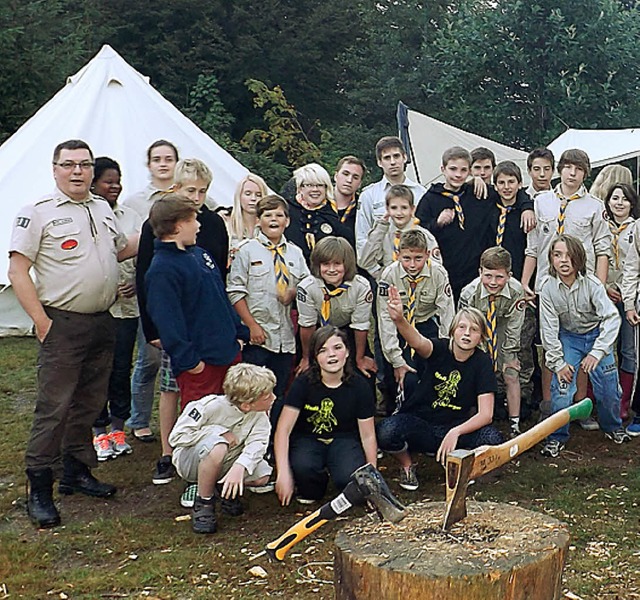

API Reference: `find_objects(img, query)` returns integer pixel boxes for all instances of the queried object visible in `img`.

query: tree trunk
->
[334,501,570,600]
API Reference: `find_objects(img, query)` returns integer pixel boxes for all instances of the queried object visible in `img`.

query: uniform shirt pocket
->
[46,223,83,262]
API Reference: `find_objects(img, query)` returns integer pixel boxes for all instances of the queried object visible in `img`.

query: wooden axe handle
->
[469,397,593,480]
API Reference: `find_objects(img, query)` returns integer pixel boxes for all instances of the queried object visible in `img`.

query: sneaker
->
[152,455,176,485]
[108,430,132,457]
[578,416,600,431]
[540,439,565,458]
[296,497,317,505]
[93,434,115,462]
[215,484,244,516]
[180,483,198,508]
[625,416,640,437]
[399,464,419,491]
[246,481,275,494]
[509,422,521,439]
[192,496,217,534]
[604,429,631,444]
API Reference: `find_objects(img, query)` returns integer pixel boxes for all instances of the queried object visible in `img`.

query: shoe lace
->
[95,435,111,451]
[110,430,126,445]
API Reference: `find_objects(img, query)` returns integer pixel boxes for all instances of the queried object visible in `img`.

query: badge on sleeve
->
[431,247,441,259]
[365,290,373,304]
[188,407,202,422]
[378,281,390,297]
[297,287,308,303]
[16,216,31,228]
[202,251,216,270]
[444,283,452,297]
[516,299,526,311]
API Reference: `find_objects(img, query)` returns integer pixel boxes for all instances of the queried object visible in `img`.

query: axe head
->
[442,449,476,530]
[353,463,406,523]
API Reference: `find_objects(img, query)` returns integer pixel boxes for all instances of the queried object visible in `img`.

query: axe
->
[266,463,406,561]
[442,397,593,530]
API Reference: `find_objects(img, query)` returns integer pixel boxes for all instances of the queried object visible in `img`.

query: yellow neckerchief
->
[495,203,515,246]
[392,218,421,260]
[261,239,290,296]
[554,184,585,235]
[608,217,633,269]
[441,190,465,229]
[320,283,350,325]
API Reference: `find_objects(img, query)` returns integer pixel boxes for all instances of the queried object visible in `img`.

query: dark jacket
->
[137,204,229,341]
[145,240,248,376]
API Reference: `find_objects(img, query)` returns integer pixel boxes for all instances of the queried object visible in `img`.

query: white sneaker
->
[93,433,115,461]
[578,416,600,431]
[109,430,132,456]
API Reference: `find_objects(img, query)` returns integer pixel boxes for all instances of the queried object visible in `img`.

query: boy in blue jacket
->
[146,194,249,408]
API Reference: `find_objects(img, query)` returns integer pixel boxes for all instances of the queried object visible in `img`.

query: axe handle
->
[265,509,328,561]
[468,397,593,480]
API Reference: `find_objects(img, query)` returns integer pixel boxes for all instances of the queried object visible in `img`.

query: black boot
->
[26,468,61,528]
[59,455,116,498]
[192,495,217,534]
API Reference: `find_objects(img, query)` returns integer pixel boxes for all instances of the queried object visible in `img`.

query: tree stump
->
[334,501,570,600]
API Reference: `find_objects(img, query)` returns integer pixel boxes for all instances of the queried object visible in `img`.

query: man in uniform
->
[8,139,138,528]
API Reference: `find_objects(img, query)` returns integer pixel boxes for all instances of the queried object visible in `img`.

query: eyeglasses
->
[301,182,326,189]
[53,161,95,170]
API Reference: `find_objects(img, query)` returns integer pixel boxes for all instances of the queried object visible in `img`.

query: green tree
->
[425,0,640,148]
[242,79,324,168]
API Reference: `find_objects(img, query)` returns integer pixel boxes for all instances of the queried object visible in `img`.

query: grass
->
[0,337,639,599]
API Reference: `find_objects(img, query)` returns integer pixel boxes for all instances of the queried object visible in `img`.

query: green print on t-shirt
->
[305,398,338,435]
[432,370,462,410]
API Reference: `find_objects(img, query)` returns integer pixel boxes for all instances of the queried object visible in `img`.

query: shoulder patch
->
[202,251,216,270]
[444,283,452,297]
[365,290,373,304]
[15,216,31,229]
[378,281,390,297]
[188,407,202,422]
[297,287,308,303]
[431,247,441,259]
[515,298,526,312]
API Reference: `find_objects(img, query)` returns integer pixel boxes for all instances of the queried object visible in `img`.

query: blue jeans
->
[376,412,503,454]
[126,323,161,430]
[550,328,622,443]
[95,317,138,428]
[615,302,637,373]
[289,435,366,501]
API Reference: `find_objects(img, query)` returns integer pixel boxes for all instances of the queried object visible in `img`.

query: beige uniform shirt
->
[10,190,127,313]
[606,216,635,290]
[227,232,309,353]
[355,176,427,254]
[169,394,270,477]
[296,274,373,330]
[620,220,640,311]
[526,185,611,291]
[459,277,526,365]
[539,273,620,372]
[357,218,441,279]
[377,260,455,368]
[110,204,142,319]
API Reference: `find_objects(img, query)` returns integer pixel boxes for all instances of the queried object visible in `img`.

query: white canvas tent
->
[548,128,640,175]
[397,102,529,186]
[0,45,250,336]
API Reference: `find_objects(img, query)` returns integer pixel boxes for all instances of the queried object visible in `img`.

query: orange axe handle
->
[265,509,329,562]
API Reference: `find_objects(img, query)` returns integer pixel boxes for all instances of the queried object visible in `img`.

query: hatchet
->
[442,397,593,530]
[265,463,406,561]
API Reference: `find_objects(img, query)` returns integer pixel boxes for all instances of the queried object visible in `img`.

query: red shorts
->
[176,353,241,410]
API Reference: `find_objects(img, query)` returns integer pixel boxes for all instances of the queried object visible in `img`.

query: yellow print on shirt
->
[432,370,462,410]
[305,398,338,435]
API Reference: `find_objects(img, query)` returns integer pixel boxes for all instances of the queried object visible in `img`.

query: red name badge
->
[61,239,78,250]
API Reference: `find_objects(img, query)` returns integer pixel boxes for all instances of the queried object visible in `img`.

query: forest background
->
[2,0,640,190]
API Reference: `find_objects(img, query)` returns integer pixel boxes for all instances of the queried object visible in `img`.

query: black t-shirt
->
[401,339,497,424]
[285,372,375,438]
